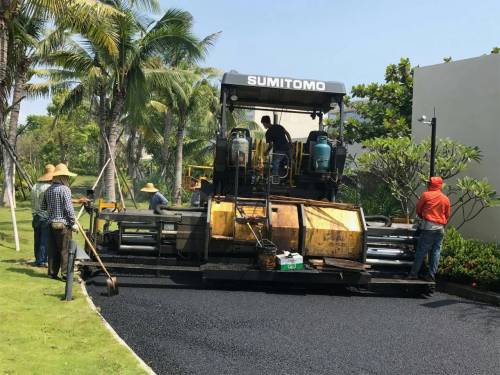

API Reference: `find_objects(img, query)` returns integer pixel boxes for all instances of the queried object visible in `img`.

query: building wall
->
[412,54,500,242]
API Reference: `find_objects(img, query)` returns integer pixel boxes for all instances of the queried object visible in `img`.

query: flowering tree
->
[358,137,497,226]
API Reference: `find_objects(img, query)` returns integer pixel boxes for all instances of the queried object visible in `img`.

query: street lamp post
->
[418,113,437,180]
[430,116,437,178]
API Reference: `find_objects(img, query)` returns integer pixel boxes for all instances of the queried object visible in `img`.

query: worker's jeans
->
[410,229,444,279]
[32,215,48,265]
[47,225,72,278]
[271,152,287,176]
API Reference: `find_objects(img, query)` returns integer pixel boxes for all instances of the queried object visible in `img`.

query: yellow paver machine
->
[83,72,433,293]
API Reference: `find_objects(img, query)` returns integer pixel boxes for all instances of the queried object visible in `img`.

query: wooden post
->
[113,163,126,209]
[7,187,20,252]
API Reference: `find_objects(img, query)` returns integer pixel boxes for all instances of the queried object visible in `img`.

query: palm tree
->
[2,20,72,204]
[1,0,120,122]
[146,65,218,182]
[46,5,214,201]
[169,68,219,205]
[0,0,120,206]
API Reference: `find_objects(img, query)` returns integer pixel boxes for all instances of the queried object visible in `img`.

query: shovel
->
[75,221,119,296]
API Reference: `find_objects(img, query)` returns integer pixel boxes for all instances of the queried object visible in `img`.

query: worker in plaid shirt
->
[41,163,79,280]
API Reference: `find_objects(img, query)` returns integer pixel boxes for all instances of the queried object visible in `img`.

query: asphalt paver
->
[86,275,500,375]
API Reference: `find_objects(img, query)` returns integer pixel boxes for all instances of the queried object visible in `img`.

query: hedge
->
[439,228,500,293]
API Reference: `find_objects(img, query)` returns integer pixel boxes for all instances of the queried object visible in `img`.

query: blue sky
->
[20,0,500,122]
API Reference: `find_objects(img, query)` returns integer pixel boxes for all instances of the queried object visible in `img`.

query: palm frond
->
[153,8,194,29]
[197,31,221,59]
[8,16,38,50]
[58,83,86,113]
[182,138,216,161]
[43,49,95,73]
[32,28,70,62]
[29,0,122,56]
[140,12,203,62]
[25,80,75,99]
[124,59,148,109]
[129,0,160,13]
[144,67,189,107]
[31,68,81,81]
[147,100,167,113]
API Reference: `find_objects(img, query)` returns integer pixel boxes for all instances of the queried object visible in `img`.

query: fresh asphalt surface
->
[86,275,500,375]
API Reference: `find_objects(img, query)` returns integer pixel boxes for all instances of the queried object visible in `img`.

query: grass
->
[0,180,148,374]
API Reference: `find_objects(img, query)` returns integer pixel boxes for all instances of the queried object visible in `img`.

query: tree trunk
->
[96,85,108,198]
[2,71,25,206]
[173,120,185,206]
[0,2,12,143]
[126,125,137,178]
[134,133,144,182]
[0,5,9,85]
[57,132,68,164]
[98,84,107,169]
[0,7,9,202]
[161,109,172,179]
[104,92,124,202]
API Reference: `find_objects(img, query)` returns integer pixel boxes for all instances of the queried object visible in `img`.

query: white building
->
[412,54,500,242]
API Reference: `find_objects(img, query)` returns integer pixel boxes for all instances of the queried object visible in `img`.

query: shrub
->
[440,228,500,292]
[339,179,401,217]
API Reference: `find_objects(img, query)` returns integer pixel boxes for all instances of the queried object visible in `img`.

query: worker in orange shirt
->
[408,176,451,281]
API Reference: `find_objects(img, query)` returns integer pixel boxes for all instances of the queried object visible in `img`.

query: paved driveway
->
[86,276,500,375]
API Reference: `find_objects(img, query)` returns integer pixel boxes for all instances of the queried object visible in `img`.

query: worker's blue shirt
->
[149,192,168,210]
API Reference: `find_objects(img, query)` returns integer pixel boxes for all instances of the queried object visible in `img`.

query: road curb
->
[437,281,500,306]
[78,278,157,375]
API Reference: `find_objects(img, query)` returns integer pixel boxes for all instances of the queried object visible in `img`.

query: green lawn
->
[0,196,147,374]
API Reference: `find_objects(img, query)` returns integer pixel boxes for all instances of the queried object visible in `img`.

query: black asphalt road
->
[86,276,500,375]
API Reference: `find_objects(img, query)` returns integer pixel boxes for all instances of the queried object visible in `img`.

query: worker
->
[141,182,168,211]
[41,163,78,280]
[261,115,292,177]
[31,164,55,267]
[408,176,451,281]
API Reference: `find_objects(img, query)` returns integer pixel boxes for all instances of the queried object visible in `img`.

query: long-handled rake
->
[75,220,119,296]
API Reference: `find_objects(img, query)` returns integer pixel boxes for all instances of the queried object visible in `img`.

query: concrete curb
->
[437,281,500,306]
[78,278,157,375]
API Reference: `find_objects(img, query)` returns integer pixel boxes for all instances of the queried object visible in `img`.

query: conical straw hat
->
[37,164,55,182]
[52,163,77,177]
[140,182,159,193]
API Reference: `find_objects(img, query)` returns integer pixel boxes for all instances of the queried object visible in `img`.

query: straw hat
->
[52,163,77,177]
[37,164,55,182]
[140,182,159,193]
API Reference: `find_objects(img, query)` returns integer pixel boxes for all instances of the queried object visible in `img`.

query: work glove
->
[71,224,79,233]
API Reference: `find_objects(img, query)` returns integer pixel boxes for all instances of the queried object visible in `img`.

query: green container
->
[278,263,304,271]
[276,252,304,271]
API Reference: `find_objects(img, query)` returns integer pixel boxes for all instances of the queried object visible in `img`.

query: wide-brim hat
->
[140,182,158,193]
[52,163,77,177]
[38,164,55,182]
